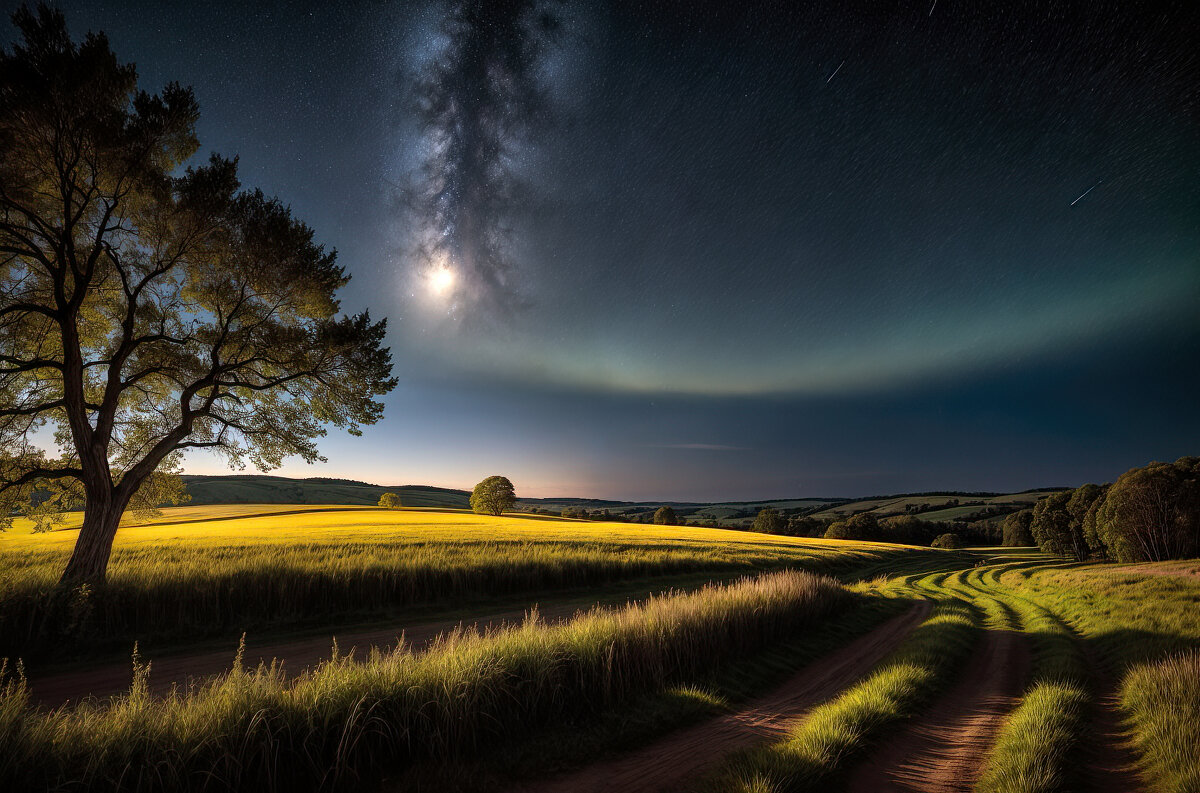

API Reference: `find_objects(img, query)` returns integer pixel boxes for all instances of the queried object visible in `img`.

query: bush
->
[824,512,879,541]
[752,507,785,533]
[653,505,678,525]
[931,532,963,549]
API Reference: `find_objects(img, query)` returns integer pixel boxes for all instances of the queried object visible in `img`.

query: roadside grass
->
[1121,650,1200,793]
[0,570,850,793]
[0,507,924,660]
[393,592,911,792]
[973,575,1090,793]
[702,589,980,793]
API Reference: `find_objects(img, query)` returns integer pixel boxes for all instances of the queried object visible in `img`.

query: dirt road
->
[514,600,933,793]
[843,627,1032,793]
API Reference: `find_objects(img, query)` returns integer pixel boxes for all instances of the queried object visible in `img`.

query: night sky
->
[10,0,1199,500]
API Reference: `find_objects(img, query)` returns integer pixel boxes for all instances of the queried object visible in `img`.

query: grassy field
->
[2,505,1198,793]
[0,505,924,660]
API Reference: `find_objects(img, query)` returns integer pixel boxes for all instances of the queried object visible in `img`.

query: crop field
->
[0,506,922,660]
[1,507,1197,793]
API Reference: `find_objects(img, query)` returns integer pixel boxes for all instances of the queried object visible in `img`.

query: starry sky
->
[10,0,1199,500]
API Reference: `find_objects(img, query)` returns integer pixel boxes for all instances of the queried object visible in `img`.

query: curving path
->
[844,626,1032,793]
[513,600,933,793]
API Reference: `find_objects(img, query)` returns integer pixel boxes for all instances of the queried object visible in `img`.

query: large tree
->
[0,6,396,583]
[470,476,516,516]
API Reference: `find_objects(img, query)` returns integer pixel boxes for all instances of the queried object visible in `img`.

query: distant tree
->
[1090,457,1200,562]
[931,532,963,549]
[787,514,825,537]
[1030,490,1076,558]
[1001,509,1035,547]
[824,512,879,541]
[377,492,402,509]
[653,505,678,525]
[752,507,785,533]
[881,515,939,546]
[470,476,516,516]
[1065,483,1106,560]
[1080,486,1112,559]
[0,8,396,583]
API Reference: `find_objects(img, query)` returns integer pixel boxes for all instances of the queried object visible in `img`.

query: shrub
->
[930,532,963,549]
[753,507,785,533]
[824,512,879,541]
[653,506,678,525]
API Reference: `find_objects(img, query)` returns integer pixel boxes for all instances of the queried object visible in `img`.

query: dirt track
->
[29,601,597,708]
[843,626,1032,793]
[513,600,933,793]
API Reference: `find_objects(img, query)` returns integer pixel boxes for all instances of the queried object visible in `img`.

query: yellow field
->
[0,503,906,555]
[0,505,922,662]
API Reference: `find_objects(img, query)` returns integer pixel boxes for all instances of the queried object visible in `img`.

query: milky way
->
[406,0,559,321]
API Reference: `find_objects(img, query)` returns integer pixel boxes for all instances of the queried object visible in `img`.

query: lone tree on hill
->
[653,505,677,525]
[470,475,516,516]
[0,6,396,583]
[378,492,402,509]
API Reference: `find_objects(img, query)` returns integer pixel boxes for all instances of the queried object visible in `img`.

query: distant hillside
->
[181,474,1063,526]
[182,475,470,508]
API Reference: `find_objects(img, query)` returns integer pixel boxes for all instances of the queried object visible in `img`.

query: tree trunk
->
[59,490,128,584]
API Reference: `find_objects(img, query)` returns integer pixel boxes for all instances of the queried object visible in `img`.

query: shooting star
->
[826,60,845,84]
[929,0,937,16]
[1070,180,1102,206]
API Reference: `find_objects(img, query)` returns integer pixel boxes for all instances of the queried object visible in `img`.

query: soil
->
[843,626,1033,793]
[512,600,933,793]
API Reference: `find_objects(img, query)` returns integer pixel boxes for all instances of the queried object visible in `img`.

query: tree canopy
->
[752,507,784,533]
[378,492,401,509]
[0,5,396,582]
[652,505,677,525]
[470,475,516,516]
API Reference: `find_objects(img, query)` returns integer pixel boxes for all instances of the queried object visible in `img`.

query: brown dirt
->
[1076,642,1147,793]
[28,601,598,708]
[512,600,933,793]
[844,626,1032,793]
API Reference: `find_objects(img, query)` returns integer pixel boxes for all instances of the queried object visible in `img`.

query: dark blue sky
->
[13,0,1199,500]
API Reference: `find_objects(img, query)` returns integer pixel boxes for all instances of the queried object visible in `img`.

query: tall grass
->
[974,571,1091,793]
[704,597,979,792]
[0,509,913,659]
[1121,650,1200,793]
[0,569,848,792]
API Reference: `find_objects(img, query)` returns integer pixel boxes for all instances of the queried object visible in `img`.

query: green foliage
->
[0,6,395,580]
[1090,457,1200,562]
[752,507,784,533]
[377,492,401,509]
[1001,509,1035,547]
[786,515,826,537]
[1121,650,1200,793]
[823,512,878,541]
[930,532,962,549]
[1030,491,1077,559]
[653,505,678,525]
[470,476,516,516]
